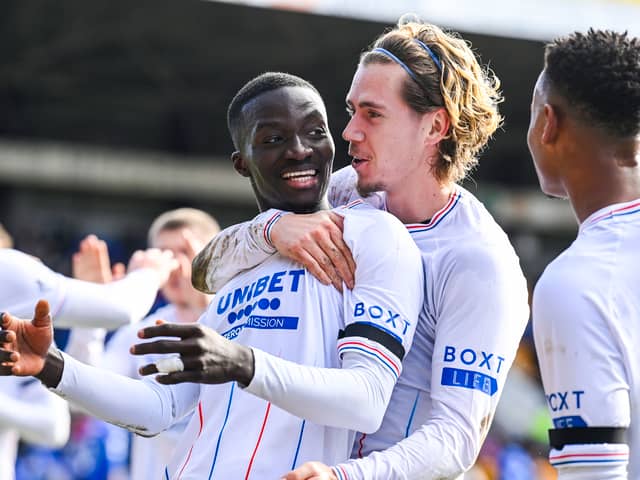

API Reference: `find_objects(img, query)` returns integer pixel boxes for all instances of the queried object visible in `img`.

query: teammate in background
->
[0,225,70,480]
[0,73,423,478]
[100,208,218,479]
[528,30,640,479]
[194,19,530,479]
[0,234,178,331]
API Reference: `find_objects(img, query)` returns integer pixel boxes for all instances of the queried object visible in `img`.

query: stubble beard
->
[356,177,386,198]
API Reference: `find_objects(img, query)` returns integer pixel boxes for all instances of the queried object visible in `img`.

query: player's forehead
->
[346,62,405,110]
[243,86,327,131]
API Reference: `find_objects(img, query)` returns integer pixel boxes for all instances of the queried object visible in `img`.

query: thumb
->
[32,299,52,328]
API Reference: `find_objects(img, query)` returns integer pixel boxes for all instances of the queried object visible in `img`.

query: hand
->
[281,461,338,480]
[270,212,356,291]
[127,248,179,286]
[72,234,114,283]
[0,300,53,376]
[131,322,255,386]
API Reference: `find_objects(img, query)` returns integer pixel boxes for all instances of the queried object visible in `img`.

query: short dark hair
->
[545,29,640,137]
[227,72,321,149]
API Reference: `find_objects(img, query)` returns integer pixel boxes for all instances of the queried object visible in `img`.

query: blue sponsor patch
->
[553,416,587,428]
[221,315,299,339]
[441,367,498,396]
[245,316,298,330]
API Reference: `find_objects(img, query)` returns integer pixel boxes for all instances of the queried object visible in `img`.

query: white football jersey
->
[102,304,191,480]
[328,167,530,479]
[163,203,423,479]
[534,199,640,479]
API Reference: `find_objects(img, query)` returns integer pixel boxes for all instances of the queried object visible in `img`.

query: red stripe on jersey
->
[176,402,205,480]
[244,402,272,479]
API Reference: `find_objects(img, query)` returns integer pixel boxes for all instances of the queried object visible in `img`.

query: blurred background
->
[2,0,639,478]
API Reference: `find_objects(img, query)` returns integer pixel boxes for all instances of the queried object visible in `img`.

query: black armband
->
[338,322,405,360]
[549,426,628,450]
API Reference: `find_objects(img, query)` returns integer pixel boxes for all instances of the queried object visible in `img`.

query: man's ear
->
[424,108,450,146]
[231,151,251,177]
[541,104,559,144]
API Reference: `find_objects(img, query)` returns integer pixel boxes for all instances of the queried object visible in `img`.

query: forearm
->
[0,387,70,447]
[49,352,196,436]
[54,269,161,329]
[338,419,470,479]
[192,211,280,294]
[244,348,396,433]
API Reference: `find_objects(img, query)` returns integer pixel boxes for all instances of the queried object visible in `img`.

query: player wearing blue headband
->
[194,19,530,480]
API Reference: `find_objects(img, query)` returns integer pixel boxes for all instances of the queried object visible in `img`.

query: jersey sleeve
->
[53,351,200,437]
[337,241,530,479]
[191,211,281,294]
[533,267,630,478]
[338,207,424,379]
[53,269,161,330]
[0,378,70,448]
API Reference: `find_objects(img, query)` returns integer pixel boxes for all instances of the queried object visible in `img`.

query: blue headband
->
[414,39,442,71]
[372,39,442,85]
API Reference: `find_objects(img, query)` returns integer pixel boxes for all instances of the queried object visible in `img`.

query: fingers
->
[136,322,199,341]
[130,338,194,356]
[0,348,19,363]
[0,329,16,343]
[32,300,52,328]
[327,213,356,289]
[111,262,126,280]
[281,461,336,480]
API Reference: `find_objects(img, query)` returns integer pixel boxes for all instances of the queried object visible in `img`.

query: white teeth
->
[282,169,316,179]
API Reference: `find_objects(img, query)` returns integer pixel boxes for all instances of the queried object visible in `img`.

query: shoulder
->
[339,204,415,248]
[533,249,608,336]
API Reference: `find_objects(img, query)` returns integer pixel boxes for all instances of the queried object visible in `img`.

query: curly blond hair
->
[361,19,503,183]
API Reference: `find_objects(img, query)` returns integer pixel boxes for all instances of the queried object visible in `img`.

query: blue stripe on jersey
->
[291,419,306,469]
[333,466,346,480]
[164,467,169,479]
[405,391,421,437]
[552,458,628,466]
[208,383,236,480]
[338,345,399,379]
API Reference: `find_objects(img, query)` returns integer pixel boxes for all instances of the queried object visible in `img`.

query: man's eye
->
[367,110,381,119]
[263,136,282,144]
[309,127,327,137]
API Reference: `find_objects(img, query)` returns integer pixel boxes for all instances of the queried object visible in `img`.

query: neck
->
[564,135,640,223]
[384,174,455,223]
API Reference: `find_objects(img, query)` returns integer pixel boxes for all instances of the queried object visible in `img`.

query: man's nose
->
[342,117,365,142]
[286,135,313,160]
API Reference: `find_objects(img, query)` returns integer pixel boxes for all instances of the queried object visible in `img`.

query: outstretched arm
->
[0,301,198,437]
[55,248,178,330]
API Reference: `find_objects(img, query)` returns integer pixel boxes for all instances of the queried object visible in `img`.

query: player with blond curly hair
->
[192,18,530,480]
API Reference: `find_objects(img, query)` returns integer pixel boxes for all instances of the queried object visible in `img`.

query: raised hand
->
[72,234,114,283]
[131,321,254,386]
[270,211,356,291]
[280,461,338,480]
[0,300,53,376]
[127,248,179,286]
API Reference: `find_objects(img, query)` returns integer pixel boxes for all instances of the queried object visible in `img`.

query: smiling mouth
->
[281,169,318,183]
